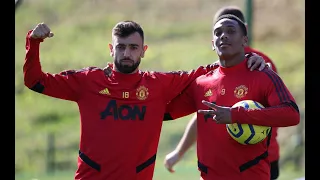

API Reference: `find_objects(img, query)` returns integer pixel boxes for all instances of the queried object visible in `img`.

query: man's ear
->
[108,44,114,57]
[140,45,148,58]
[243,36,248,47]
[211,40,215,51]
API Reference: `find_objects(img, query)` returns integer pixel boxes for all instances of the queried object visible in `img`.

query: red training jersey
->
[23,30,220,180]
[165,58,300,180]
[245,46,280,162]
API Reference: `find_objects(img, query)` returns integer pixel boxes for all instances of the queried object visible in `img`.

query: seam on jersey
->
[136,154,156,173]
[79,150,101,172]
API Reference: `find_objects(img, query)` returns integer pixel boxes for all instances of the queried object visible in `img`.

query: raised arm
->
[23,23,89,102]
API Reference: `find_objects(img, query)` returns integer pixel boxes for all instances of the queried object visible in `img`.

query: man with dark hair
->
[214,6,278,71]
[23,20,265,180]
[163,14,300,180]
[164,6,281,180]
[111,21,146,74]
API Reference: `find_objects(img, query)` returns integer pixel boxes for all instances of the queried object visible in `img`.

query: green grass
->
[15,162,304,180]
[15,0,305,178]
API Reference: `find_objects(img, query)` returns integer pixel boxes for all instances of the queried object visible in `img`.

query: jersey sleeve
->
[231,69,300,127]
[23,30,89,102]
[163,84,196,120]
[156,63,219,103]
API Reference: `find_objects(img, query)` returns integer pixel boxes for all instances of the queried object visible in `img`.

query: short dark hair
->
[112,20,144,42]
[214,14,247,36]
[214,6,245,22]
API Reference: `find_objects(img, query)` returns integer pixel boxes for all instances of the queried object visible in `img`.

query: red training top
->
[245,46,279,162]
[165,58,300,180]
[23,30,220,180]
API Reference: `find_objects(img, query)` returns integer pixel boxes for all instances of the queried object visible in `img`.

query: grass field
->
[15,0,305,179]
[15,162,304,180]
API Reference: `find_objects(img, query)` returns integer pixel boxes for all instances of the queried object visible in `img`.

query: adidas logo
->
[204,89,212,97]
[99,88,110,95]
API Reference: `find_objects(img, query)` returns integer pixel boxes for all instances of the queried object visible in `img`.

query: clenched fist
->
[30,23,54,39]
[164,150,181,173]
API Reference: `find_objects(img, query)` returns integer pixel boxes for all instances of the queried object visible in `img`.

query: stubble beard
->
[114,59,141,74]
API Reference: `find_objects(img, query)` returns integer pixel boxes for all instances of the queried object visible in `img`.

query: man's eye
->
[228,29,235,34]
[117,46,125,50]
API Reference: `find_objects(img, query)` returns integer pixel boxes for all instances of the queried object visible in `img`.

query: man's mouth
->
[220,43,231,47]
[121,59,133,63]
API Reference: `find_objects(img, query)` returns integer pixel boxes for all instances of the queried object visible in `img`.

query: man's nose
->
[124,47,131,57]
[221,32,229,40]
